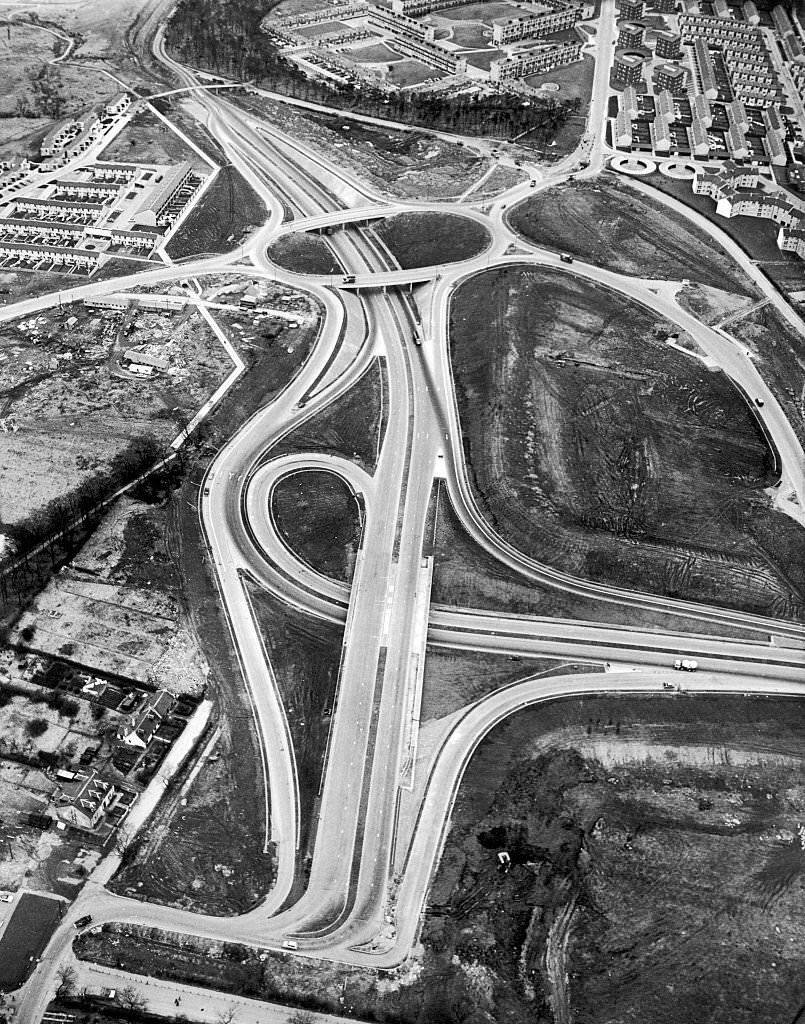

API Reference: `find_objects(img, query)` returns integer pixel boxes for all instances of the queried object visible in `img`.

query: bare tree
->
[216,1007,238,1024]
[118,985,148,1011]
[287,1012,316,1024]
[55,963,76,997]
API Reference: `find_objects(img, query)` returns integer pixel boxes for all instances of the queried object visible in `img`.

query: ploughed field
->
[425,693,805,1024]
[449,265,805,619]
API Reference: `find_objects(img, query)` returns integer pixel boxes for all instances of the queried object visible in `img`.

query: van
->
[282,939,298,950]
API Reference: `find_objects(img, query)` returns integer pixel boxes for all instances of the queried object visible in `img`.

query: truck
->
[673,658,698,671]
[343,274,356,284]
[74,914,93,929]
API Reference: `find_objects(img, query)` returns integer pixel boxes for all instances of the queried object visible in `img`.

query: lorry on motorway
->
[673,658,698,671]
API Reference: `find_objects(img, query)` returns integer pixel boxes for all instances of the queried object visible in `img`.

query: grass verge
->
[267,232,344,276]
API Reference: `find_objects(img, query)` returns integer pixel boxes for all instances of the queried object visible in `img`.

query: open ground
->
[449,265,805,620]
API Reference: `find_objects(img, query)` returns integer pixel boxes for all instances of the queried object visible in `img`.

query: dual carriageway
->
[11,0,805,1015]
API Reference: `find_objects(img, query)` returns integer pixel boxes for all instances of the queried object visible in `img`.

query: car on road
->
[559,253,574,264]
[343,274,356,284]
[755,398,764,407]
[74,914,93,929]
[530,179,537,187]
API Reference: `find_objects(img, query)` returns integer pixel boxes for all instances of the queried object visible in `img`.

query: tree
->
[55,963,76,997]
[217,1007,238,1024]
[27,718,49,738]
[118,985,147,1011]
[286,1012,316,1024]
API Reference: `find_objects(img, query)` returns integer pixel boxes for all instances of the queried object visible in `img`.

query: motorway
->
[9,0,805,1019]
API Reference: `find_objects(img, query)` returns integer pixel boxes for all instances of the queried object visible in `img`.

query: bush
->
[27,718,49,738]
[19,625,35,642]
[58,698,80,719]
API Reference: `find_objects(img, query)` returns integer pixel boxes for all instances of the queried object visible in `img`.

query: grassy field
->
[247,583,343,865]
[0,893,62,989]
[424,693,805,1024]
[269,356,388,474]
[100,106,207,171]
[350,42,402,62]
[509,176,756,293]
[386,60,445,88]
[421,646,600,721]
[166,165,267,259]
[268,232,344,275]
[371,212,490,269]
[271,469,363,583]
[449,266,805,620]
[524,53,596,109]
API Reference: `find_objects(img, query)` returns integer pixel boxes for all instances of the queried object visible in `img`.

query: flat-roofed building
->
[619,0,644,19]
[655,61,688,93]
[713,0,731,18]
[492,3,582,44]
[618,19,646,46]
[655,29,682,58]
[778,224,805,258]
[490,40,582,80]
[614,48,647,83]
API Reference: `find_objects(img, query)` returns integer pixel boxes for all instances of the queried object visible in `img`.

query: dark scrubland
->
[247,583,342,865]
[370,212,490,269]
[508,176,755,293]
[449,265,805,620]
[268,356,388,474]
[268,232,344,276]
[271,469,363,584]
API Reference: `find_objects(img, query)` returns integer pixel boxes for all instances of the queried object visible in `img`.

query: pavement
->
[8,3,805,1021]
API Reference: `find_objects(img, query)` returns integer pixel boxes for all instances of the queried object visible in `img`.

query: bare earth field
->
[424,693,805,1024]
[0,301,231,531]
[165,165,267,259]
[234,93,495,200]
[450,265,805,620]
[77,694,805,1024]
[509,176,756,296]
[424,483,764,640]
[12,498,209,692]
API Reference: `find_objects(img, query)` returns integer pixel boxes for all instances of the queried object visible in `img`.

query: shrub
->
[19,625,35,642]
[27,718,49,738]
